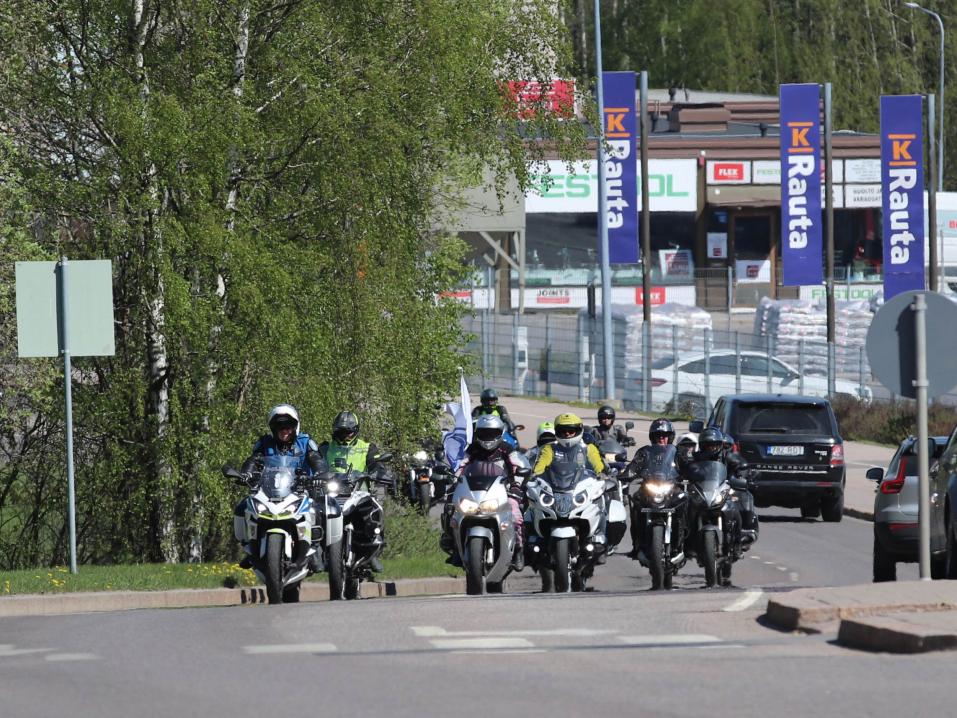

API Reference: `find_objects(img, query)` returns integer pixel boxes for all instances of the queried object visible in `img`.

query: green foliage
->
[0,0,588,568]
[831,396,957,445]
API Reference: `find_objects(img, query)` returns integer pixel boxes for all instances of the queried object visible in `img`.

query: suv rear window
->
[732,402,832,435]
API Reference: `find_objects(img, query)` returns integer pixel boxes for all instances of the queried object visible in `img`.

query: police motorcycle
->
[629,444,689,591]
[448,459,527,595]
[313,455,393,600]
[683,459,749,588]
[403,441,454,515]
[223,455,318,605]
[525,460,627,593]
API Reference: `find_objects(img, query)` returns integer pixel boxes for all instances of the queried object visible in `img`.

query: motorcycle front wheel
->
[265,533,285,604]
[649,524,666,591]
[327,540,345,601]
[418,485,430,515]
[551,538,572,593]
[702,531,718,588]
[466,535,487,595]
[539,568,555,593]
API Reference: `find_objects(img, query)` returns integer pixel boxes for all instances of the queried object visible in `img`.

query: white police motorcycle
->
[224,455,318,604]
[525,460,627,592]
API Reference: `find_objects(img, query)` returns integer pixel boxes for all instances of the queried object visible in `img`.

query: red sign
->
[712,163,745,182]
[634,288,666,305]
[439,290,472,300]
[535,289,571,305]
[504,80,576,119]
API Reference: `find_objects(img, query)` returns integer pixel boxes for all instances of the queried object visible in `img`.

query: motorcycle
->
[525,461,627,593]
[684,460,749,588]
[224,455,318,605]
[314,456,393,600]
[404,444,454,515]
[447,459,524,595]
[502,423,526,452]
[629,444,689,591]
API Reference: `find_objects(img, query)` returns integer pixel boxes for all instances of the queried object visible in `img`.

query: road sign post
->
[866,290,957,579]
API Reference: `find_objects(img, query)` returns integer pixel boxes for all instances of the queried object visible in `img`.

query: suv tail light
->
[881,456,908,495]
[830,444,844,466]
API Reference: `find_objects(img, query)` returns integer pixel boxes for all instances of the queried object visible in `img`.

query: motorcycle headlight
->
[479,497,503,513]
[652,494,665,504]
[644,482,671,497]
[540,492,554,507]
[711,488,729,507]
[574,491,587,506]
[254,500,268,514]
[325,480,340,494]
[458,498,479,515]
[604,453,617,463]
[413,450,429,463]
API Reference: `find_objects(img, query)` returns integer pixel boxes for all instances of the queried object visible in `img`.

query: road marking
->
[790,572,799,582]
[617,634,720,646]
[750,555,760,559]
[722,590,764,612]
[412,626,615,638]
[243,643,337,654]
[777,566,788,572]
[430,637,534,650]
[449,649,547,655]
[46,653,99,662]
[0,645,51,658]
[763,561,775,565]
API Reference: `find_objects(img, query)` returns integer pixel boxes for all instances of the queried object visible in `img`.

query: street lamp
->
[905,2,945,191]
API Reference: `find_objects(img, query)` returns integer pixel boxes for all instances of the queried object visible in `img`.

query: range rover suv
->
[691,394,845,521]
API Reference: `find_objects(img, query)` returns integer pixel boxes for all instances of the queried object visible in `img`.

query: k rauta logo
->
[603,107,632,229]
[886,133,918,265]
[785,121,815,250]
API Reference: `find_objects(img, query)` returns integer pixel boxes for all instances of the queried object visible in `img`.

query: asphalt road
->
[1,397,939,717]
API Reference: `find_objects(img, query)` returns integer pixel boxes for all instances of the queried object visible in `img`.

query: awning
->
[707,185,780,208]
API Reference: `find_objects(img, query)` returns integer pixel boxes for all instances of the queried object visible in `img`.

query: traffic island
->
[838,612,957,653]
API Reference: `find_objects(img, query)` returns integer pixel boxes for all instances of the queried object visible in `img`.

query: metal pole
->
[640,70,652,411]
[824,83,836,396]
[672,325,679,408]
[799,338,806,395]
[913,293,931,579]
[594,0,615,401]
[59,257,78,574]
[735,331,742,395]
[511,311,519,394]
[929,93,939,290]
[767,334,773,393]
[907,4,944,190]
[704,329,712,414]
[545,313,551,397]
[727,266,733,331]
[859,345,867,400]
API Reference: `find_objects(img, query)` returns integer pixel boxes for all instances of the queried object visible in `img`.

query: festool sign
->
[526,159,697,213]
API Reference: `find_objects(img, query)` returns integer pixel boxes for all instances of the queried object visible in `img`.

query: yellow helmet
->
[554,413,584,447]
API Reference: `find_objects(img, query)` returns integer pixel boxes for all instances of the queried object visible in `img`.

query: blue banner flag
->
[601,71,638,264]
[779,84,823,286]
[880,95,926,299]
[442,373,472,471]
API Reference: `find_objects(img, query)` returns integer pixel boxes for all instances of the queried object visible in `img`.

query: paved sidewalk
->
[764,579,957,653]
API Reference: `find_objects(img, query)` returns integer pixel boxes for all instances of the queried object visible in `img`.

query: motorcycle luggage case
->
[606,499,627,546]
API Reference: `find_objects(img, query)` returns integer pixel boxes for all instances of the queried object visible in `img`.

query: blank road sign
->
[15,260,115,358]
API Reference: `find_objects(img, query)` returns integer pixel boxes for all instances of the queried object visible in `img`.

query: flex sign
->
[780,83,823,286]
[526,159,697,212]
[706,161,751,184]
[880,95,925,299]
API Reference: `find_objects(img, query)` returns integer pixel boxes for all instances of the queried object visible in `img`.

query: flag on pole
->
[442,372,472,471]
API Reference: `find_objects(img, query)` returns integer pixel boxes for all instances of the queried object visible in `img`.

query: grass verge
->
[832,396,957,446]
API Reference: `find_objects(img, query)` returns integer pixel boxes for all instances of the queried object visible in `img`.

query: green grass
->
[0,556,461,596]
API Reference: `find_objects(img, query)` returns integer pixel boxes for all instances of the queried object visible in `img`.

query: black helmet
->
[332,411,360,444]
[698,427,724,459]
[649,418,675,444]
[597,405,616,426]
[480,388,498,408]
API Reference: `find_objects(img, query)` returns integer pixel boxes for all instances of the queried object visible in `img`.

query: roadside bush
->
[381,497,444,562]
[831,396,957,446]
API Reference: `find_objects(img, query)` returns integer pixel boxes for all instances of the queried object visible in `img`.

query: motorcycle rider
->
[317,410,389,572]
[588,405,635,447]
[525,421,557,466]
[238,404,326,570]
[683,427,758,547]
[443,414,527,570]
[621,418,676,558]
[532,413,605,477]
[675,432,698,464]
[472,388,518,435]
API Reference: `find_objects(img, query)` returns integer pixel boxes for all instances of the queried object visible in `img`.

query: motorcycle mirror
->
[616,452,627,462]
[688,420,705,433]
[376,452,394,463]
[625,421,634,430]
[222,465,243,480]
[865,467,884,482]
[515,467,531,478]
[514,424,526,432]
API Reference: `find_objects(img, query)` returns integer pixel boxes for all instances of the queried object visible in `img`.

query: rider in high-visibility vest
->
[471,388,517,435]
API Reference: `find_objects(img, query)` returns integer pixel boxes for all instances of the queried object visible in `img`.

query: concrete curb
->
[838,614,957,653]
[843,506,874,522]
[764,581,957,632]
[0,576,466,618]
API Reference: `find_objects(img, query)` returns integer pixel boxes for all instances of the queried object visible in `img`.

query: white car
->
[623,350,873,415]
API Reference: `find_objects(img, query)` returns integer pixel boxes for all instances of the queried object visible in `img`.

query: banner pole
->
[640,70,651,411]
[59,257,78,574]
[824,82,836,396]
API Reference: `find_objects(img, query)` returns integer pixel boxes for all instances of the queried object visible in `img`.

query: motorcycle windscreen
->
[259,454,300,500]
[596,437,625,459]
[544,460,585,491]
[685,459,727,493]
[639,444,679,482]
[463,460,508,492]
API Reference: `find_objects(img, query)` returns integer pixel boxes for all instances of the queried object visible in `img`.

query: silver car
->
[868,435,948,582]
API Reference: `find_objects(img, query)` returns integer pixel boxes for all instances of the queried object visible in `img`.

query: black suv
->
[691,394,845,521]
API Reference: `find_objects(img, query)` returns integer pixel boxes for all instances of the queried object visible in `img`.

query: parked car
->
[692,394,845,520]
[868,435,949,582]
[626,350,872,416]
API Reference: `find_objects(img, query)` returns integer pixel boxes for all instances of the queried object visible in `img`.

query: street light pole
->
[906,2,945,191]
[594,0,615,400]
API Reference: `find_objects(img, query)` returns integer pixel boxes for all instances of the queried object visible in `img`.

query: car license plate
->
[768,445,803,456]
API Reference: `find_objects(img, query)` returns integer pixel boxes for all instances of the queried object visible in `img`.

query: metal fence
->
[462,310,877,418]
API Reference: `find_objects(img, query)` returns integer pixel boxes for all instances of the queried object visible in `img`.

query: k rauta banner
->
[779,84,823,286]
[880,95,925,299]
[601,71,638,264]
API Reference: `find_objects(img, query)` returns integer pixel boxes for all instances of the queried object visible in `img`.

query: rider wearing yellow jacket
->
[532,413,605,476]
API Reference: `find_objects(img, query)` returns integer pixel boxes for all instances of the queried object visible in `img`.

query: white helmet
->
[676,432,698,449]
[267,404,300,438]
[474,414,505,451]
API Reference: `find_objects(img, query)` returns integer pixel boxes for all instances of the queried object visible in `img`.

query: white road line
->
[0,645,51,658]
[750,555,761,559]
[722,589,765,612]
[763,561,775,565]
[412,626,615,638]
[45,653,99,662]
[243,643,337,655]
[430,637,534,650]
[449,649,547,655]
[776,566,788,572]
[617,634,721,646]
[790,572,800,582]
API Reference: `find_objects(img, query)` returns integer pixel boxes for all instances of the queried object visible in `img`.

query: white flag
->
[442,373,472,470]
